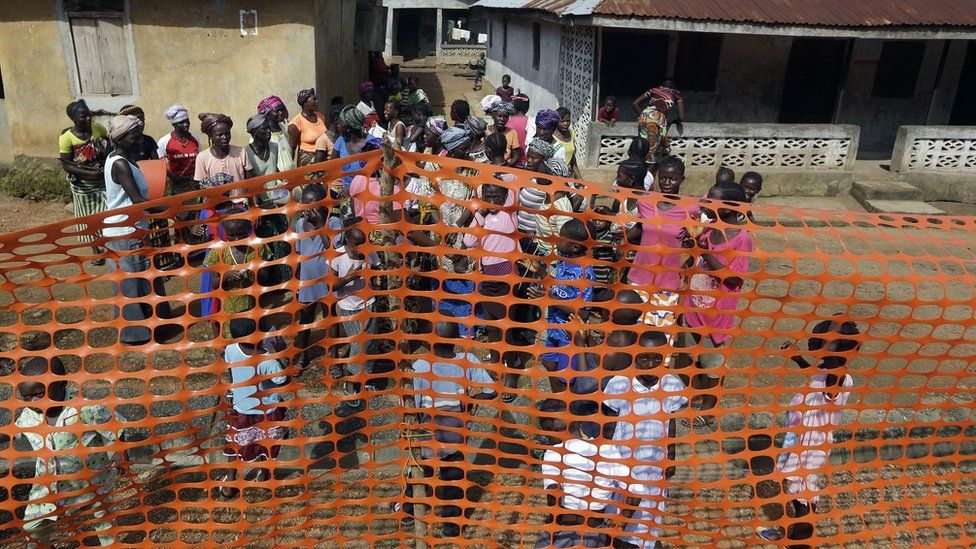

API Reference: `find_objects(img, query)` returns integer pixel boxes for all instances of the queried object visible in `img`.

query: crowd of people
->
[31,66,852,548]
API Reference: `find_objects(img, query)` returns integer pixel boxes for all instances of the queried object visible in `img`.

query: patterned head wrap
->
[543,158,571,178]
[487,102,515,116]
[527,138,555,160]
[358,81,374,94]
[440,126,472,152]
[164,103,189,124]
[535,109,561,131]
[425,118,448,137]
[246,113,269,133]
[198,112,233,135]
[465,116,488,138]
[108,114,143,142]
[257,95,285,114]
[66,99,87,119]
[119,105,144,118]
[479,94,502,113]
[297,88,316,107]
[339,106,365,132]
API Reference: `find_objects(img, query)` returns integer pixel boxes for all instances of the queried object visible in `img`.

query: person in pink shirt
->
[679,182,753,420]
[456,183,517,326]
[348,173,403,225]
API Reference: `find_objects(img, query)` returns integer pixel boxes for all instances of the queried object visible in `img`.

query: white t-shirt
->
[224,343,288,415]
[332,250,366,312]
[540,437,630,513]
[410,352,495,410]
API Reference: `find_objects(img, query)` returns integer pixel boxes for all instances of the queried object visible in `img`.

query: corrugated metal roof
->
[485,0,976,27]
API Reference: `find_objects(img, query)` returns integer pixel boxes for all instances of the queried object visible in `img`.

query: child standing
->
[495,74,515,102]
[293,184,331,367]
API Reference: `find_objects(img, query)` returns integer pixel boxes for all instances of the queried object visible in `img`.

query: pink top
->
[629,202,700,290]
[349,175,402,225]
[683,228,752,345]
[507,115,529,153]
[474,210,517,266]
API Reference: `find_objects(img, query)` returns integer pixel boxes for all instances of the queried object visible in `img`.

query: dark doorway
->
[779,38,850,123]
[599,30,669,121]
[395,9,421,60]
[950,41,976,125]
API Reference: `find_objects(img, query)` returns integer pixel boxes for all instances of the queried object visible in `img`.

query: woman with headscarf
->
[59,99,110,264]
[524,138,555,173]
[194,113,251,183]
[288,88,327,166]
[554,107,581,179]
[532,109,566,163]
[440,126,473,159]
[484,99,521,167]
[257,96,295,172]
[103,114,157,345]
[331,106,381,190]
[157,103,200,196]
[464,115,489,163]
[400,76,429,126]
[118,105,159,161]
[421,118,448,156]
[245,113,279,179]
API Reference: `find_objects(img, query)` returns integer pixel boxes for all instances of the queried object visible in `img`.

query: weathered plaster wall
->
[485,15,561,111]
[0,0,325,159]
[682,33,792,123]
[835,39,953,154]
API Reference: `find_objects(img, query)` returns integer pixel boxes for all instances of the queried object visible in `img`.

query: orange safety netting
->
[0,148,974,549]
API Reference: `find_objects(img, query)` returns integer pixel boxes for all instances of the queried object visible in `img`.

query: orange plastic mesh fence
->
[0,149,974,549]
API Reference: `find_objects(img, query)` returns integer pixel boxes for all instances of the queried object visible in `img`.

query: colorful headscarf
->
[66,99,87,119]
[339,106,365,132]
[164,103,189,124]
[425,118,448,137]
[257,95,285,114]
[108,114,143,142]
[246,113,268,133]
[535,109,561,131]
[465,116,488,138]
[543,158,571,178]
[358,81,374,94]
[527,138,555,160]
[440,126,472,152]
[198,112,233,135]
[479,94,502,113]
[297,88,316,107]
[487,102,515,116]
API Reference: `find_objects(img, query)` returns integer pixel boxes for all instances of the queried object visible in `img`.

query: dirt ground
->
[0,195,71,233]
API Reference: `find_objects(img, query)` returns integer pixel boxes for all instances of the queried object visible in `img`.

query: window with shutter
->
[64,0,134,96]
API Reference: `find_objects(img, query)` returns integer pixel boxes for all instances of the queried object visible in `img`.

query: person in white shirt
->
[756,318,861,543]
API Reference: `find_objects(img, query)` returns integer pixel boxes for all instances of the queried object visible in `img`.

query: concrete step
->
[860,199,946,215]
[851,179,922,202]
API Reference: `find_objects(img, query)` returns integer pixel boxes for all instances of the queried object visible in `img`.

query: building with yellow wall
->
[0,0,382,163]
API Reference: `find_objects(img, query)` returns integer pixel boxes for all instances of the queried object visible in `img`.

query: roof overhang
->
[472,4,976,40]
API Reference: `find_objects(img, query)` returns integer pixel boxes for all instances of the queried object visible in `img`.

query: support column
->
[435,8,443,63]
[384,6,394,58]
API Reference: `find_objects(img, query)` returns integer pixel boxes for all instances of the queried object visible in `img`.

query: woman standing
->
[194,113,251,183]
[400,76,429,126]
[257,95,295,172]
[554,107,581,178]
[59,99,110,264]
[103,115,155,346]
[288,88,327,166]
[245,113,279,179]
[156,103,200,196]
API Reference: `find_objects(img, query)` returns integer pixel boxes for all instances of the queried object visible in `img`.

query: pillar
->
[435,8,443,62]
[384,6,394,58]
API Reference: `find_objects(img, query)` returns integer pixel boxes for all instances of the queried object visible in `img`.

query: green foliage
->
[0,161,71,202]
